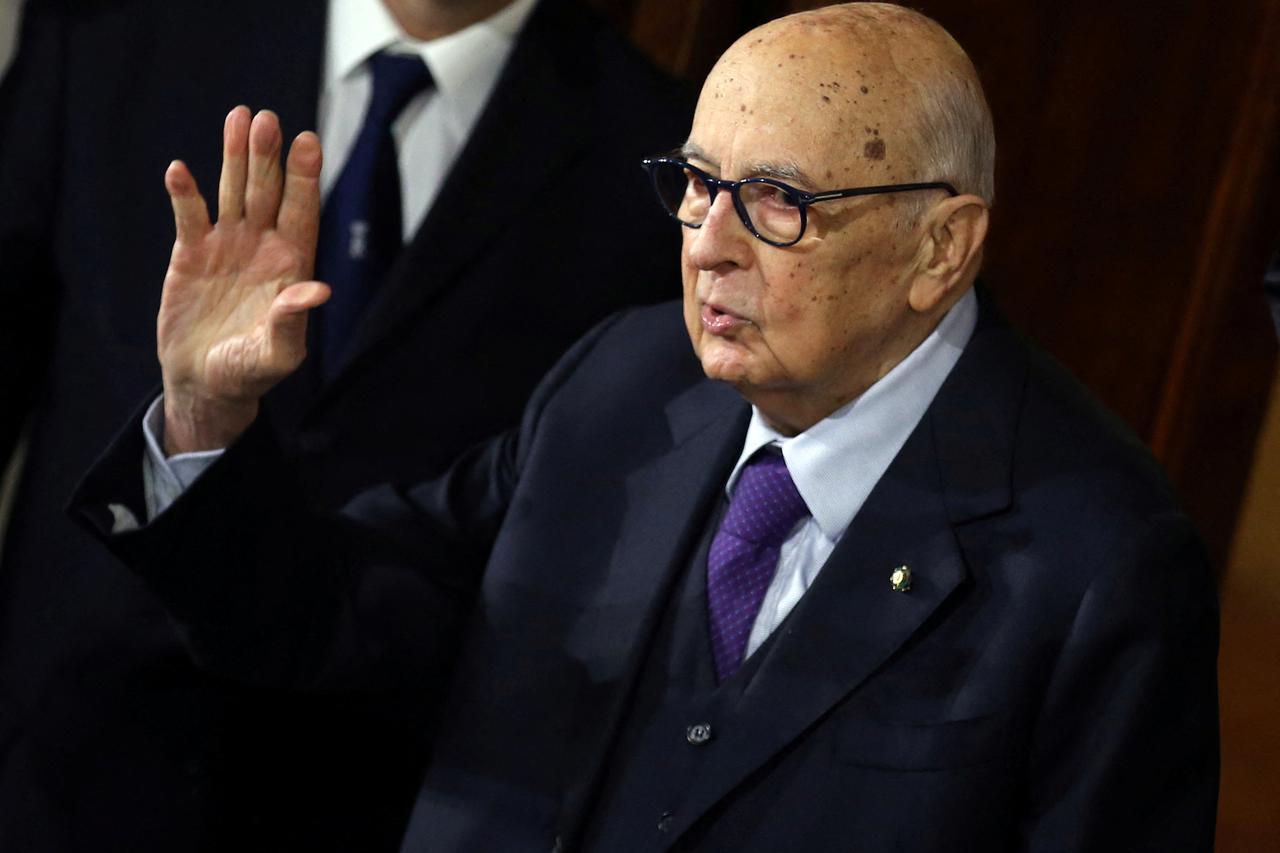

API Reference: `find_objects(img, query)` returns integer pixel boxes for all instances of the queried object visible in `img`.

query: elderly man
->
[72,3,1218,851]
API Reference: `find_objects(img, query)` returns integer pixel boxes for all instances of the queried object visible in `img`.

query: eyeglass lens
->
[651,161,803,245]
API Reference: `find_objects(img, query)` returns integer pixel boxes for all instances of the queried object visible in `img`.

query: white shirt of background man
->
[321,0,540,240]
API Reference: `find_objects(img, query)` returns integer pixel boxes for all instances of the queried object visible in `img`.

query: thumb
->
[266,281,331,366]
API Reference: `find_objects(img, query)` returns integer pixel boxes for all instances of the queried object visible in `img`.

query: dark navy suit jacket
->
[72,298,1219,852]
[0,0,690,849]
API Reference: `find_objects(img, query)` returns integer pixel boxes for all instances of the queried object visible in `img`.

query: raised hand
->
[158,106,331,454]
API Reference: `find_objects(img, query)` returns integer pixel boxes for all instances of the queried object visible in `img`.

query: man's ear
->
[908,194,989,313]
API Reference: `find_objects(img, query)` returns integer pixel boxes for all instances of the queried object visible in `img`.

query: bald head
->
[702,2,994,207]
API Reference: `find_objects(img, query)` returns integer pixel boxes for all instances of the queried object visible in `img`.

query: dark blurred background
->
[2,0,1277,848]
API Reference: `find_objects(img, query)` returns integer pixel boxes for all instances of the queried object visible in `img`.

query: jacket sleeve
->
[67,309,628,695]
[0,0,65,468]
[1019,512,1220,852]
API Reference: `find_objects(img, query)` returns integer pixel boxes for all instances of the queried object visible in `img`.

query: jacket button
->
[686,722,714,745]
[657,810,674,833]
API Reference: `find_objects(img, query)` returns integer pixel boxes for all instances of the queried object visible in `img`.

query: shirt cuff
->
[141,395,225,522]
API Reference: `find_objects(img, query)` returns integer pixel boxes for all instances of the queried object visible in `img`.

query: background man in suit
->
[0,0,688,849]
[73,2,1218,850]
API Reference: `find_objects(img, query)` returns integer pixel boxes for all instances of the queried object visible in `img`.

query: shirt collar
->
[326,0,538,97]
[726,287,979,542]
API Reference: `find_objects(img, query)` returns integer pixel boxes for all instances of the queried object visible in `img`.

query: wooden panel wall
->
[587,0,1280,567]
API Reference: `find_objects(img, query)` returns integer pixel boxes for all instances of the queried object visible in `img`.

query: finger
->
[278,131,324,264]
[267,281,331,367]
[217,105,251,223]
[244,110,284,229]
[164,160,212,243]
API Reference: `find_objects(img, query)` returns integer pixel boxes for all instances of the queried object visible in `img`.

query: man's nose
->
[686,190,752,270]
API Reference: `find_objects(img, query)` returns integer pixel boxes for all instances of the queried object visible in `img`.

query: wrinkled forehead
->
[689,17,920,185]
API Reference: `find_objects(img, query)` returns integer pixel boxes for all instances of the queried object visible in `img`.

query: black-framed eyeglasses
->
[641,157,958,248]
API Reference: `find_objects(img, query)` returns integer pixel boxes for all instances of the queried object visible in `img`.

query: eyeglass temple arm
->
[805,181,959,203]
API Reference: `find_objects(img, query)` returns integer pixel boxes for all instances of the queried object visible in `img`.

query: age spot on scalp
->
[864,139,886,160]
[860,85,869,94]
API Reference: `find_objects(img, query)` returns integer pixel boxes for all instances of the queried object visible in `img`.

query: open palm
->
[158,107,330,452]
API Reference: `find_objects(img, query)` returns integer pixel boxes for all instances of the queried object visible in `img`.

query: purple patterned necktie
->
[707,448,811,681]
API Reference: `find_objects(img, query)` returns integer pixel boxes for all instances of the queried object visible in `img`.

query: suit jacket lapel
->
[556,378,750,844]
[666,294,1027,845]
[317,0,590,395]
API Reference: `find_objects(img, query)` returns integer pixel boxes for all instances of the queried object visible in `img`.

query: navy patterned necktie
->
[706,448,811,682]
[315,51,432,376]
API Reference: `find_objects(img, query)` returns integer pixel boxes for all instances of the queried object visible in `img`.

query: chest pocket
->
[834,712,1007,771]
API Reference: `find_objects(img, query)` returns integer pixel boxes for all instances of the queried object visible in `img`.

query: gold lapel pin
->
[889,565,913,592]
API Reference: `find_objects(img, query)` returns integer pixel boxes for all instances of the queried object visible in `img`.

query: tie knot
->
[721,449,810,546]
[366,51,433,125]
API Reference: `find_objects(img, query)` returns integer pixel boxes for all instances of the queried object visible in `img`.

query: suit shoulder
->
[570,300,698,389]
[946,312,1212,639]
[530,301,701,419]
[996,328,1201,567]
[1025,341,1174,492]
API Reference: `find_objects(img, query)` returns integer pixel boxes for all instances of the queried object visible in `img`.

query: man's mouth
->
[701,302,752,335]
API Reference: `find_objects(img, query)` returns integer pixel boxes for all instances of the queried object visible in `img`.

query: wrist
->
[162,388,259,455]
